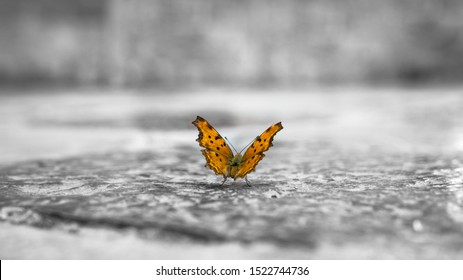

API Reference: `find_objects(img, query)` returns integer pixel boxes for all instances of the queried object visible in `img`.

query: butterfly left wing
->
[200,150,230,176]
[192,116,234,176]
[235,122,283,178]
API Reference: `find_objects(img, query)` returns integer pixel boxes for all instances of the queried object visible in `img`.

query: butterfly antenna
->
[239,138,256,154]
[224,137,239,154]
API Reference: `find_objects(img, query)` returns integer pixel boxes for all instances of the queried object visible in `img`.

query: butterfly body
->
[227,153,243,178]
[193,116,283,185]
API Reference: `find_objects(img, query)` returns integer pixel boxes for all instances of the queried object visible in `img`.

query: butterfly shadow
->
[201,178,276,189]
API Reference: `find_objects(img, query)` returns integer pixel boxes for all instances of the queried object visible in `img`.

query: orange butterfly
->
[192,116,283,186]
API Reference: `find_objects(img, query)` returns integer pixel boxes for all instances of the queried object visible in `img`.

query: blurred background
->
[2,0,463,163]
[2,0,463,260]
[1,0,463,88]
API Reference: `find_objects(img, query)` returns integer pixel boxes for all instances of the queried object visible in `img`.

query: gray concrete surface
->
[1,87,463,259]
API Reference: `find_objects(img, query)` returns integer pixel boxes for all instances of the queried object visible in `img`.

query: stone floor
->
[1,86,463,259]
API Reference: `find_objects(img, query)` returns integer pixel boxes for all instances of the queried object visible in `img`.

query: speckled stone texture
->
[1,87,463,259]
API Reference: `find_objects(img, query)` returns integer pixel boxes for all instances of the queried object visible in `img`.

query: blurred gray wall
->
[1,0,463,87]
[0,0,106,85]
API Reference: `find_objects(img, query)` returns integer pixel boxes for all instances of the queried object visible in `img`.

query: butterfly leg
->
[245,176,252,187]
[220,176,228,186]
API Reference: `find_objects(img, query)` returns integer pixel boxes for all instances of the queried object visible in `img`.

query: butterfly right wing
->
[193,116,234,176]
[235,122,283,178]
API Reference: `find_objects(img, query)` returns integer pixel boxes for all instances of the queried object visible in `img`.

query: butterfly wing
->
[193,116,234,176]
[201,150,232,175]
[235,122,283,178]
